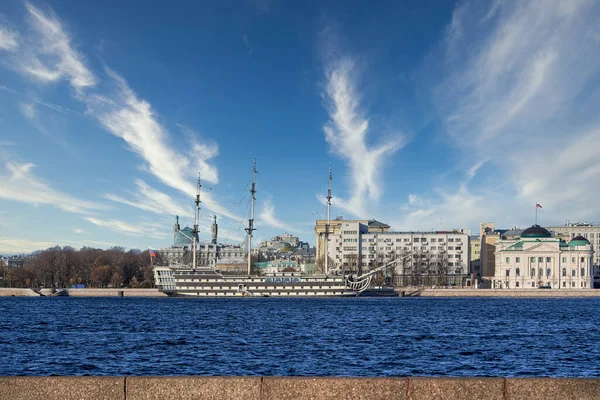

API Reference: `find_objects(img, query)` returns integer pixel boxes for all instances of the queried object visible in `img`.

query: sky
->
[1,0,600,254]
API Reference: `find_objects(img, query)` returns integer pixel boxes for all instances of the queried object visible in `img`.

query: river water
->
[0,297,599,376]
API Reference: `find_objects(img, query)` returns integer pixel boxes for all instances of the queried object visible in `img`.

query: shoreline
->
[2,287,600,297]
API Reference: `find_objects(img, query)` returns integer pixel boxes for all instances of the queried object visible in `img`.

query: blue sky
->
[1,0,600,254]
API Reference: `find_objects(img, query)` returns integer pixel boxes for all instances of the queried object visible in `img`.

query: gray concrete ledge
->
[1,377,600,399]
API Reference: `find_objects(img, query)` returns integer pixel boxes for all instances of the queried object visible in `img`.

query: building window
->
[572,282,575,287]
[530,257,535,262]
[516,268,520,277]
[572,269,576,277]
[572,257,576,263]
[562,268,566,277]
[562,257,567,263]
[532,282,535,287]
[581,257,585,263]
[581,268,585,277]
[531,268,535,276]
[506,257,510,263]
[516,257,520,263]
[546,257,551,263]
[448,238,454,242]
[563,281,566,287]
[506,269,510,277]
[546,268,551,277]
[538,257,543,262]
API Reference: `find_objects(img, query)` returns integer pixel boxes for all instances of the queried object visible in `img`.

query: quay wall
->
[2,376,600,399]
[0,288,40,297]
[64,288,168,297]
[415,289,600,297]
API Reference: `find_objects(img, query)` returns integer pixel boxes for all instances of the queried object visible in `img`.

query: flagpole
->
[148,244,153,267]
[535,202,537,225]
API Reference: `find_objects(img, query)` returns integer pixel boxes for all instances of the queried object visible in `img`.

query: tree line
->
[0,246,158,289]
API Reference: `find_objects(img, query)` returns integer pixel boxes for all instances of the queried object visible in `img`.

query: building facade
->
[314,218,390,263]
[325,220,471,286]
[547,222,600,276]
[493,225,593,289]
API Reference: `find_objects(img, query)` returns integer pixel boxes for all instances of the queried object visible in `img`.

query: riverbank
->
[1,376,599,400]
[0,288,167,297]
[409,288,600,297]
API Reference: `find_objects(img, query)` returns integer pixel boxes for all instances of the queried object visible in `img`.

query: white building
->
[547,222,600,276]
[326,221,471,286]
[493,225,594,289]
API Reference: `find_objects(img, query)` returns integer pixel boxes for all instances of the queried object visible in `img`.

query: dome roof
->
[520,224,552,238]
[569,236,590,247]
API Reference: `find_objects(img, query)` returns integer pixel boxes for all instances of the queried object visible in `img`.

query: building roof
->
[368,219,390,228]
[569,236,591,247]
[501,229,523,238]
[521,225,552,239]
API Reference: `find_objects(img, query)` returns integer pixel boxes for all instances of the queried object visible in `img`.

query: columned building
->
[493,225,593,289]
[547,222,600,277]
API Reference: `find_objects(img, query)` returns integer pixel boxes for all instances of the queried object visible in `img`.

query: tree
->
[90,265,114,288]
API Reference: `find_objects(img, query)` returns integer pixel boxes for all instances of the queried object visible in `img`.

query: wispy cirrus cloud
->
[322,57,405,218]
[397,0,600,230]
[84,217,166,239]
[104,179,191,217]
[0,27,18,51]
[259,197,295,232]
[21,2,96,90]
[8,2,240,222]
[0,161,104,214]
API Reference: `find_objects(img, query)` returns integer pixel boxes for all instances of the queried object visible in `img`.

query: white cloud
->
[0,161,104,214]
[18,103,37,120]
[0,27,18,51]
[322,58,405,217]
[22,2,96,89]
[5,2,240,222]
[407,0,600,229]
[259,197,295,232]
[0,238,57,254]
[74,228,85,234]
[84,217,166,239]
[104,179,191,217]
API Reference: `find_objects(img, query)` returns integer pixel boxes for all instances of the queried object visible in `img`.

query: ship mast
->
[245,158,257,275]
[325,164,332,275]
[192,172,201,270]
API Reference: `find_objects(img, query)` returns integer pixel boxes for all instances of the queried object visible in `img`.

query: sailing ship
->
[153,160,405,297]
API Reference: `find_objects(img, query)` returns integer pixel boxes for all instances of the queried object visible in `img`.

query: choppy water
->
[0,297,599,377]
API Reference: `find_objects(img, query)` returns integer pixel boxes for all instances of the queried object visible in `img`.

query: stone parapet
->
[1,377,600,399]
[417,289,600,297]
[0,288,40,297]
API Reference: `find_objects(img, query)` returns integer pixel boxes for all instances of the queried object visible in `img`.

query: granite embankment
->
[1,376,600,400]
[413,288,600,297]
[0,288,40,297]
[0,288,167,297]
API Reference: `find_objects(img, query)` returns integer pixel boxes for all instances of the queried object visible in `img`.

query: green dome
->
[569,236,590,247]
[521,225,552,238]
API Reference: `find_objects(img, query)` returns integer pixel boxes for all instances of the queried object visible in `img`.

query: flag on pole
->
[150,249,157,257]
[536,203,542,209]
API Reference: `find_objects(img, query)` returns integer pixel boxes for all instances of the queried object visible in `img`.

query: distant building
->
[314,217,391,263]
[324,220,471,286]
[493,225,594,289]
[547,222,600,276]
[159,216,245,268]
[470,236,481,277]
[480,222,523,280]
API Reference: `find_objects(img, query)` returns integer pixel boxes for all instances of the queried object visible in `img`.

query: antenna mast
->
[245,158,257,275]
[325,164,332,275]
[192,173,201,270]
